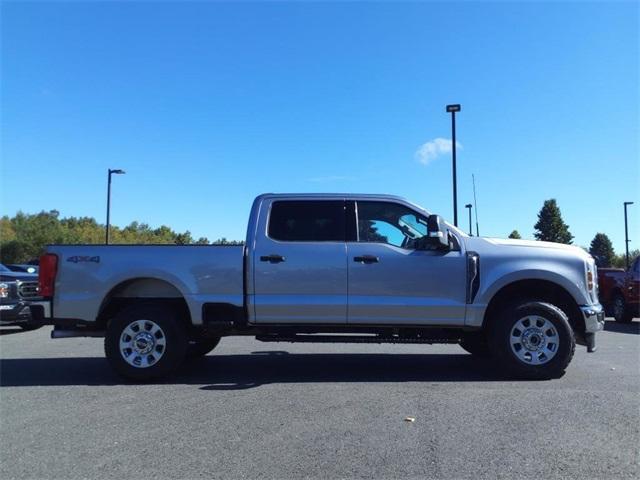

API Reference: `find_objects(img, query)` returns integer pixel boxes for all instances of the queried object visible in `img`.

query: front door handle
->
[354,255,379,264]
[260,254,285,263]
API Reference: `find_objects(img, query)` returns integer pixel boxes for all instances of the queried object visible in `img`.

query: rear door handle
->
[353,255,379,264]
[260,254,285,263]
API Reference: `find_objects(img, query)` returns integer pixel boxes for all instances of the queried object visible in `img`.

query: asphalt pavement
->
[1,319,638,479]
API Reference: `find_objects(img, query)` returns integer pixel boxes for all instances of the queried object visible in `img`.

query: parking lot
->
[1,320,638,480]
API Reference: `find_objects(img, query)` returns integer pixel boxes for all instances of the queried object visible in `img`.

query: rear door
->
[347,200,467,325]
[252,199,348,324]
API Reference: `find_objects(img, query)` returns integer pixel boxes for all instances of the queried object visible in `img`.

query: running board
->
[255,333,462,345]
[51,328,105,339]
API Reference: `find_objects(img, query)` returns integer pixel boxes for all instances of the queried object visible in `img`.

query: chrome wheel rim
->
[119,320,166,368]
[510,316,559,365]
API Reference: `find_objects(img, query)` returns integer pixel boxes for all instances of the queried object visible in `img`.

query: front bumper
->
[581,304,605,333]
[0,301,31,324]
[0,300,51,326]
[580,303,605,353]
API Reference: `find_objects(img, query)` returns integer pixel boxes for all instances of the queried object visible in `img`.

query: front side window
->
[268,201,345,242]
[356,201,428,249]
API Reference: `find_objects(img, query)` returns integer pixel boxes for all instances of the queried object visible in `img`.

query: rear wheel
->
[105,303,187,381]
[612,294,633,323]
[186,337,221,358]
[488,301,575,379]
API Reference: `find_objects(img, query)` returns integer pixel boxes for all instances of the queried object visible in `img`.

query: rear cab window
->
[268,201,346,242]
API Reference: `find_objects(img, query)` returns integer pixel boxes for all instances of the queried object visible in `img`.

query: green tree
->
[0,210,243,262]
[174,231,194,245]
[533,199,573,244]
[508,230,522,239]
[589,233,615,267]
[612,249,640,269]
[0,216,16,242]
[0,240,29,264]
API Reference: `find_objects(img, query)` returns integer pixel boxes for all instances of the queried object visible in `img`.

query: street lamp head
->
[624,201,634,206]
[465,204,472,208]
[109,169,126,175]
[446,104,461,113]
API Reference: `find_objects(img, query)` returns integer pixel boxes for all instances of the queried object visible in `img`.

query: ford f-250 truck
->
[32,194,604,381]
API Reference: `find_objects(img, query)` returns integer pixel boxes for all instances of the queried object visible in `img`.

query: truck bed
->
[47,244,245,325]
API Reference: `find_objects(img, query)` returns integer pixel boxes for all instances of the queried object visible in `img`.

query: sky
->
[1,0,638,252]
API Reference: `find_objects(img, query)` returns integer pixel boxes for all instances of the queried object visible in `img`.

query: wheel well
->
[483,279,585,335]
[96,278,192,332]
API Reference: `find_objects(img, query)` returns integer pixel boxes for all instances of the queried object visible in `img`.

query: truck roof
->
[256,193,411,202]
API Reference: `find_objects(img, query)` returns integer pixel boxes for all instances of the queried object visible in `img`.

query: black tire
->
[488,301,575,380]
[186,337,221,359]
[105,303,188,381]
[459,332,492,358]
[612,294,634,323]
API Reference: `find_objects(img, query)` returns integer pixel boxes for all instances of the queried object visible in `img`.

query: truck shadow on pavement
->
[0,352,509,388]
[603,320,639,335]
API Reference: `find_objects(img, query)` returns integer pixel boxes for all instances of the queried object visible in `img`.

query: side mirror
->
[416,214,450,251]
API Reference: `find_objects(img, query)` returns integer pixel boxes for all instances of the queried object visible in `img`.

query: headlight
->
[585,259,598,303]
[0,283,8,298]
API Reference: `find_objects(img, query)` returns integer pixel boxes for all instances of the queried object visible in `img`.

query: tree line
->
[507,199,637,269]
[0,210,243,264]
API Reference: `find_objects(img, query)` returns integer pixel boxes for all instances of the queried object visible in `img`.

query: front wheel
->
[612,294,633,323]
[105,303,188,381]
[489,301,575,380]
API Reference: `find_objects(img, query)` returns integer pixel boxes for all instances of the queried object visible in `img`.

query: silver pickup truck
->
[33,193,604,380]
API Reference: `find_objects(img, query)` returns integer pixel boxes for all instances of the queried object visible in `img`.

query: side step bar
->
[51,329,105,339]
[256,333,462,345]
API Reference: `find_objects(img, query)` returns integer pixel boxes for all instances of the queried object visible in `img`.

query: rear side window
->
[268,201,345,242]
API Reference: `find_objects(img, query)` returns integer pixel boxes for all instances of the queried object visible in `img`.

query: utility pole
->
[624,201,634,268]
[446,104,461,226]
[106,169,126,244]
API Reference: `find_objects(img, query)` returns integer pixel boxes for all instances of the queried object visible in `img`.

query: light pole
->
[106,169,126,244]
[465,203,473,236]
[624,201,634,268]
[446,104,461,226]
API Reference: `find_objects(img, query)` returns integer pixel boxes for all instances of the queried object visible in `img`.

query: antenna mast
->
[472,174,480,236]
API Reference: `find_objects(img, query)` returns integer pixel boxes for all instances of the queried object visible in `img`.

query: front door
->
[347,200,467,325]
[252,199,348,324]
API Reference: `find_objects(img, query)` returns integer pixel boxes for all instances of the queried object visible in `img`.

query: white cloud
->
[415,137,462,166]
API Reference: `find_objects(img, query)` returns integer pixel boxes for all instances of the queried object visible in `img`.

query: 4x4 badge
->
[67,256,100,263]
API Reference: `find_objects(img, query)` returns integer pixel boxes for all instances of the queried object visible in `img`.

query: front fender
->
[478,267,589,307]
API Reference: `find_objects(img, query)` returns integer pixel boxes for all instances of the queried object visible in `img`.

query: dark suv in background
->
[0,263,44,330]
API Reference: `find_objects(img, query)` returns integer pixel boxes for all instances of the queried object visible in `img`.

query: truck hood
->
[468,237,592,261]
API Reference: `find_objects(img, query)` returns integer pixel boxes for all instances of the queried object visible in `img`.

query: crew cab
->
[32,194,605,380]
[598,257,639,323]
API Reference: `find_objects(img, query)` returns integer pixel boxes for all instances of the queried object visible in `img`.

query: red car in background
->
[598,257,640,323]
